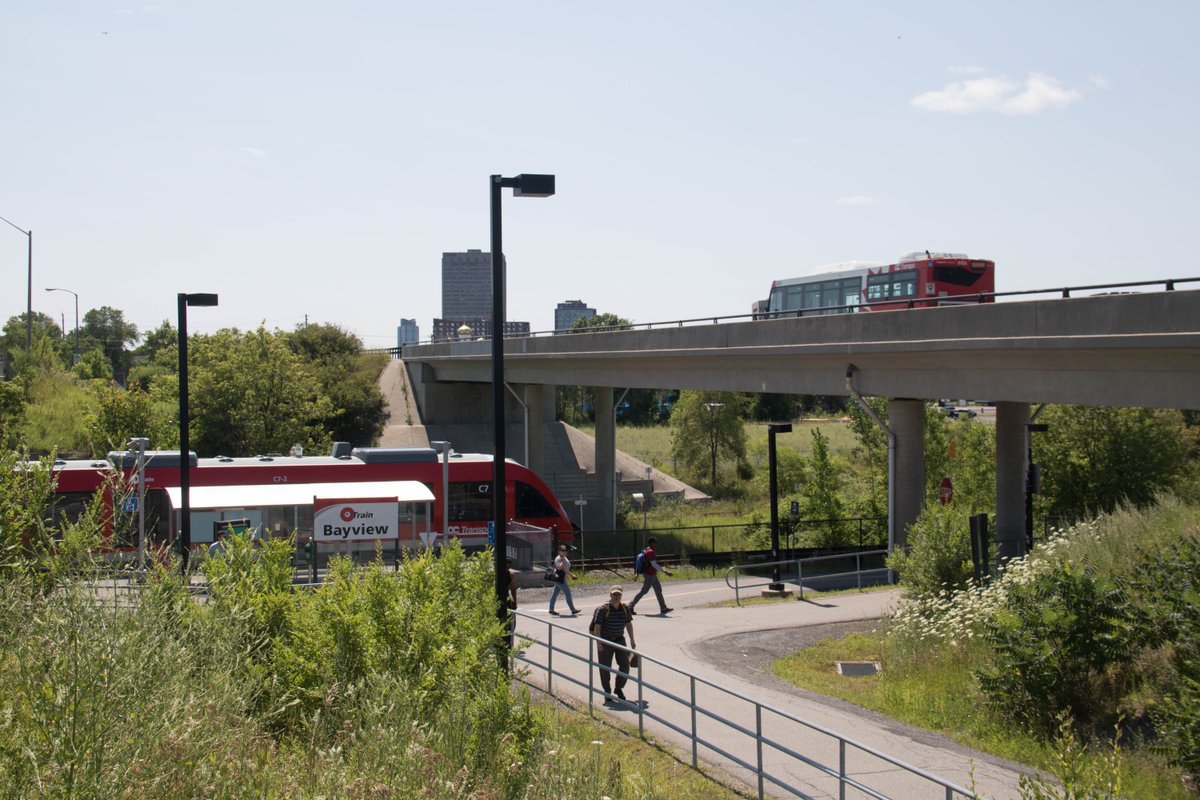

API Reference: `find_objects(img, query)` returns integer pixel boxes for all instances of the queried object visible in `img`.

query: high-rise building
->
[396,318,419,348]
[442,250,496,321]
[555,299,596,332]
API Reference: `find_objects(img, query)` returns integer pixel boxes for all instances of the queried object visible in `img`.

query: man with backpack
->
[590,585,636,703]
[630,536,673,615]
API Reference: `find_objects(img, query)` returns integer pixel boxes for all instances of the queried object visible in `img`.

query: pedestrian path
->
[513,579,1029,800]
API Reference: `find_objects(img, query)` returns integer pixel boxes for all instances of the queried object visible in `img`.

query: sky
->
[2,1,1198,349]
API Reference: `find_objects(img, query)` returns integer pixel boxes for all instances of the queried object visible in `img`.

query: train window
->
[48,492,92,531]
[448,482,492,521]
[515,482,557,519]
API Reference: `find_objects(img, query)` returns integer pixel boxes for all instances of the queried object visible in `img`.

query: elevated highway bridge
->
[399,289,1200,561]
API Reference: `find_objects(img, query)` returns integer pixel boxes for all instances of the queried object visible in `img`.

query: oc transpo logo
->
[340,507,356,522]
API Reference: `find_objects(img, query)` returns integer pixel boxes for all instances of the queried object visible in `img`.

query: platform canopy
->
[164,480,434,510]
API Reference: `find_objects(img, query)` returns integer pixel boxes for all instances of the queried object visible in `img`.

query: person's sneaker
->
[661,608,674,614]
[569,609,580,615]
[548,610,559,616]
[615,689,627,701]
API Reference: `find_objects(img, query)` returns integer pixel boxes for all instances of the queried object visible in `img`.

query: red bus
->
[764,251,995,317]
[48,444,575,557]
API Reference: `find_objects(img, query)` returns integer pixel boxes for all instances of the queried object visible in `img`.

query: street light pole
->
[177,292,218,575]
[0,215,32,350]
[489,173,555,638]
[45,287,79,362]
[767,423,793,590]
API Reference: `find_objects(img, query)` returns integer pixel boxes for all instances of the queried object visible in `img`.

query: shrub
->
[887,502,974,597]
[974,561,1135,735]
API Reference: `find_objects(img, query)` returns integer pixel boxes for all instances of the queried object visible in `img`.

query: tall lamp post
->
[490,173,555,632]
[0,214,32,350]
[177,292,218,574]
[45,287,79,362]
[767,423,793,591]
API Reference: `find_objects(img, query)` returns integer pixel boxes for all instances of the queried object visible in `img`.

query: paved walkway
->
[513,579,1029,800]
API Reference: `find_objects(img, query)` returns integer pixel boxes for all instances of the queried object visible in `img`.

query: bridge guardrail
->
[387,275,1200,349]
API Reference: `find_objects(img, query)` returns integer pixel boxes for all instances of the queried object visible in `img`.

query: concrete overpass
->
[399,290,1200,560]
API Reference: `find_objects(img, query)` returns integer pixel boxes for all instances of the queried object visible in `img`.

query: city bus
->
[763,251,995,317]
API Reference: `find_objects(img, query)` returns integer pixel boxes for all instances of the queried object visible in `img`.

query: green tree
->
[71,347,114,381]
[800,427,848,546]
[669,390,747,494]
[286,323,387,446]
[1,311,62,377]
[85,383,174,457]
[79,306,139,383]
[128,320,178,390]
[0,380,25,448]
[184,326,334,457]
[1034,405,1192,520]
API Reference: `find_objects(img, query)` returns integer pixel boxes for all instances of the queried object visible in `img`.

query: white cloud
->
[835,195,873,206]
[911,71,1081,115]
[240,146,267,158]
[1089,73,1110,90]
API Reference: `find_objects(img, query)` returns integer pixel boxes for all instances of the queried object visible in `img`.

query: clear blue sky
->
[3,1,1197,348]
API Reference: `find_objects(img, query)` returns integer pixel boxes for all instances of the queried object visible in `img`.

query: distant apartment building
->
[438,249,528,341]
[396,318,419,349]
[431,318,530,342]
[442,250,494,321]
[555,299,596,331]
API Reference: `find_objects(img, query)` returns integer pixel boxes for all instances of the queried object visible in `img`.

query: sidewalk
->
[514,579,1029,800]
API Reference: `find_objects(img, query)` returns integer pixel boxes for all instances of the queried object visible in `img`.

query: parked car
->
[943,406,977,419]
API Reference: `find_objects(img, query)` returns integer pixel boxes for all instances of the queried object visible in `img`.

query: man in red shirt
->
[629,536,673,615]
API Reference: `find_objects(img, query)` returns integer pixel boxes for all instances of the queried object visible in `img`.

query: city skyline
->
[3,3,1198,349]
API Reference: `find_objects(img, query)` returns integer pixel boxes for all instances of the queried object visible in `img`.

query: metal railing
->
[512,611,976,800]
[724,549,890,606]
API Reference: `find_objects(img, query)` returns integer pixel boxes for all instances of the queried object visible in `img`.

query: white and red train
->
[47,444,574,556]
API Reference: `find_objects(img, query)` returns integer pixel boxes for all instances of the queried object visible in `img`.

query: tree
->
[669,390,747,494]
[286,323,387,446]
[128,320,177,391]
[183,326,335,457]
[0,380,25,449]
[1034,405,1194,520]
[1,312,61,378]
[85,383,174,457]
[800,427,848,546]
[79,306,138,383]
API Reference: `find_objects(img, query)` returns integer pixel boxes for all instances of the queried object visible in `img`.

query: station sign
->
[313,497,400,542]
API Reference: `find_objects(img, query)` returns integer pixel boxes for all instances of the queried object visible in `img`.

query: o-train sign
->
[313,497,400,542]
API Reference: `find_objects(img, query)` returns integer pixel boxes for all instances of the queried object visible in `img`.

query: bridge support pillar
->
[888,399,925,551]
[524,384,555,474]
[594,387,615,531]
[995,401,1030,564]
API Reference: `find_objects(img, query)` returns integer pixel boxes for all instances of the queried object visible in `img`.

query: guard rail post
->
[547,625,554,694]
[637,654,645,737]
[588,637,595,712]
[690,677,698,768]
[756,704,765,799]
[839,739,847,799]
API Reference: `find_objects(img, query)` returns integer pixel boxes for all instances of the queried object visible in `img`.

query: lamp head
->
[512,173,555,198]
[183,293,219,307]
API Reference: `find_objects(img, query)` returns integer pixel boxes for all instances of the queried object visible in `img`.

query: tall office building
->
[442,250,496,321]
[396,318,419,348]
[555,299,596,331]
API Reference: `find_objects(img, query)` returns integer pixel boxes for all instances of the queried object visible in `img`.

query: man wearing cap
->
[590,585,636,703]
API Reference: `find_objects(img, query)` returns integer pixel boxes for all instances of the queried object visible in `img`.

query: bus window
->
[449,482,492,521]
[515,481,557,519]
[933,266,984,286]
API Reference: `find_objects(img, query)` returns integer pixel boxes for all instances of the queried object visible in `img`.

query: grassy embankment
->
[771,501,1200,799]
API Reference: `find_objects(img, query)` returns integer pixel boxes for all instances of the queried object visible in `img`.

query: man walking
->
[591,585,636,703]
[629,536,673,615]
